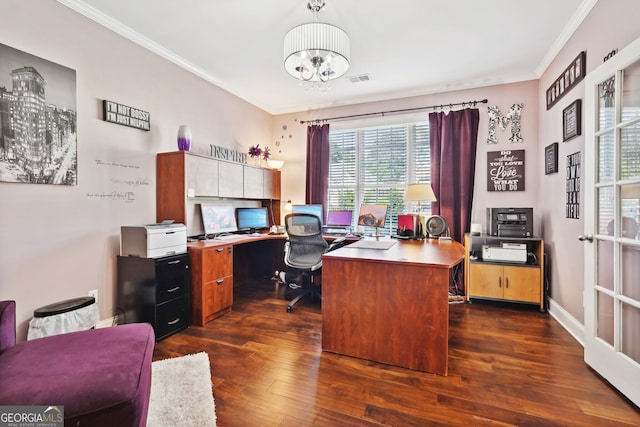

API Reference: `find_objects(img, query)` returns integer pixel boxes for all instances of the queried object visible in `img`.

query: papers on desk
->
[347,239,397,250]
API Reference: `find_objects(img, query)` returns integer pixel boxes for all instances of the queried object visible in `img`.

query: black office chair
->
[279,213,344,312]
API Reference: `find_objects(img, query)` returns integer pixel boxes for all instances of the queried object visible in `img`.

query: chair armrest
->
[327,237,346,252]
[0,300,16,353]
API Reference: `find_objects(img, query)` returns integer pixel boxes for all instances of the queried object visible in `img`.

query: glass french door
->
[583,36,640,407]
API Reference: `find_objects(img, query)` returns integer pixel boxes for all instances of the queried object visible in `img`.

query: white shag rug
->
[147,352,217,427]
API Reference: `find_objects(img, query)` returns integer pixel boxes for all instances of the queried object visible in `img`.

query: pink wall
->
[0,0,272,339]
[537,0,640,326]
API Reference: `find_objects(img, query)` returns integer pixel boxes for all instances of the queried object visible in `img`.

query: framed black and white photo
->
[563,99,582,142]
[545,143,558,175]
[0,42,77,185]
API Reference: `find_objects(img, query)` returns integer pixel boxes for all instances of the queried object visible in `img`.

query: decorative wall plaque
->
[103,100,150,131]
[566,152,581,219]
[546,51,586,110]
[563,99,582,142]
[545,143,558,175]
[487,150,525,192]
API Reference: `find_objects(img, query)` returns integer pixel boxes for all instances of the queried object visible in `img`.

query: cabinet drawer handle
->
[167,260,181,265]
[505,278,509,288]
[216,279,224,285]
[498,277,502,288]
[167,318,180,325]
[167,286,181,293]
[216,248,224,252]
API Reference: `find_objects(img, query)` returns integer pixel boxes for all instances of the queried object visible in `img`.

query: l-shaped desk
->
[187,234,465,375]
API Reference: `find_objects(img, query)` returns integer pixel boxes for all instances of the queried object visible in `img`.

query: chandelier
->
[283,0,350,90]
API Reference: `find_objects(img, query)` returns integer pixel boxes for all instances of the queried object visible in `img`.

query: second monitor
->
[291,204,323,224]
[235,207,270,234]
[358,204,388,237]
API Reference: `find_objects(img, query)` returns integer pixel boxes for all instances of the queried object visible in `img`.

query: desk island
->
[321,238,465,375]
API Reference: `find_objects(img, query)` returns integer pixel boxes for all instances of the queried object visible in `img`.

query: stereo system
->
[487,207,533,237]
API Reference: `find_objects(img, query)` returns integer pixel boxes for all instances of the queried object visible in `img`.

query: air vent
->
[348,74,371,83]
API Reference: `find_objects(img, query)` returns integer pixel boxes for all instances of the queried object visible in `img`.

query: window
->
[328,122,431,235]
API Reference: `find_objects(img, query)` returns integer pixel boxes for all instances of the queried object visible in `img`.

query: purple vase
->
[177,125,192,151]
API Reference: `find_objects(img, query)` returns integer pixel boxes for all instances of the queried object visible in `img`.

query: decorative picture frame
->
[546,51,586,110]
[545,143,558,174]
[563,99,582,142]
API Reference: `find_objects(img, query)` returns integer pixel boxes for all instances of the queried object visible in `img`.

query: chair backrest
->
[284,213,329,270]
[0,300,16,354]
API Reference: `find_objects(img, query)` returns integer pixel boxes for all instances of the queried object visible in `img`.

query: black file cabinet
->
[117,253,191,341]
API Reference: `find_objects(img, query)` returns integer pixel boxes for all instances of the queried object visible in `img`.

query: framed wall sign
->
[545,143,558,174]
[546,51,586,110]
[566,152,581,219]
[487,149,525,191]
[563,99,582,142]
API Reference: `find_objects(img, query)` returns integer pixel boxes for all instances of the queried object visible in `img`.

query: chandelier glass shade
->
[283,6,350,83]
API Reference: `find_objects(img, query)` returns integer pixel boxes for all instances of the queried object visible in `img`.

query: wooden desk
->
[187,233,358,325]
[187,234,286,325]
[321,238,465,375]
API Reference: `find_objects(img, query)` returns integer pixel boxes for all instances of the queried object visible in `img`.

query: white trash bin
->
[27,296,99,340]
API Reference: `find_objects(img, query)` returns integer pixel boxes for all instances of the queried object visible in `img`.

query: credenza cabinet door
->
[263,169,281,200]
[503,266,541,303]
[243,165,264,199]
[218,162,244,198]
[468,263,504,299]
[186,154,219,197]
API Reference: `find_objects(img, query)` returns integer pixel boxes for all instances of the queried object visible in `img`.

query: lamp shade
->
[404,183,437,202]
[266,159,284,170]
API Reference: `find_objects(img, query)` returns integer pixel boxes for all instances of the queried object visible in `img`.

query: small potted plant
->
[248,145,262,165]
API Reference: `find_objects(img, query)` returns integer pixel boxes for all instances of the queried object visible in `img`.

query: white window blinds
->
[329,121,431,235]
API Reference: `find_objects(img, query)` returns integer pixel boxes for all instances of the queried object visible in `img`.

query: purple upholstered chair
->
[0,300,154,426]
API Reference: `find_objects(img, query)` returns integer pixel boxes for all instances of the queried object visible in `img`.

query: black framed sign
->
[487,149,525,191]
[546,51,586,110]
[563,99,582,142]
[545,143,558,174]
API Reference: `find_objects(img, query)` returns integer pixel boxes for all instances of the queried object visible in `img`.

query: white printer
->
[121,223,187,258]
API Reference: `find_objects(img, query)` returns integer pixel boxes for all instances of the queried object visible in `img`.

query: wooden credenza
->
[464,234,545,311]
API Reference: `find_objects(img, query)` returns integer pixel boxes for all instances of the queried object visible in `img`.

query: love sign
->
[487,150,525,192]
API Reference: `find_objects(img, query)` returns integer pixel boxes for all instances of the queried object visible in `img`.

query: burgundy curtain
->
[429,108,480,244]
[305,124,330,207]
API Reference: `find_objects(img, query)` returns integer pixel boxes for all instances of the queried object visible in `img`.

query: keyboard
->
[323,232,348,237]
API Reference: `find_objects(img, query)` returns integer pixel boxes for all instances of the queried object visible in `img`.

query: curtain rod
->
[299,98,488,125]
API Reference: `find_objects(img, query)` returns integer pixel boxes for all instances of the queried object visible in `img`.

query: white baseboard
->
[94,316,117,328]
[547,297,584,347]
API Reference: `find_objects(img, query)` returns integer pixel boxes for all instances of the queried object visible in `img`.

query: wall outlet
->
[88,289,98,304]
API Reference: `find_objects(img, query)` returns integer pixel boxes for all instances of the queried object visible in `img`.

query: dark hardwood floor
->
[153,279,640,426]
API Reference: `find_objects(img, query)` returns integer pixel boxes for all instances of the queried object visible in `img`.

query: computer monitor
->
[200,204,237,236]
[326,210,353,227]
[292,204,323,225]
[235,207,269,233]
[357,204,388,234]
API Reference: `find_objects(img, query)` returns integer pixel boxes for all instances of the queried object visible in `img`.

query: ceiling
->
[58,0,595,115]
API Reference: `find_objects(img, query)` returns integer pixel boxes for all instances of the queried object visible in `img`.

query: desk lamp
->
[404,183,436,214]
[404,183,436,238]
